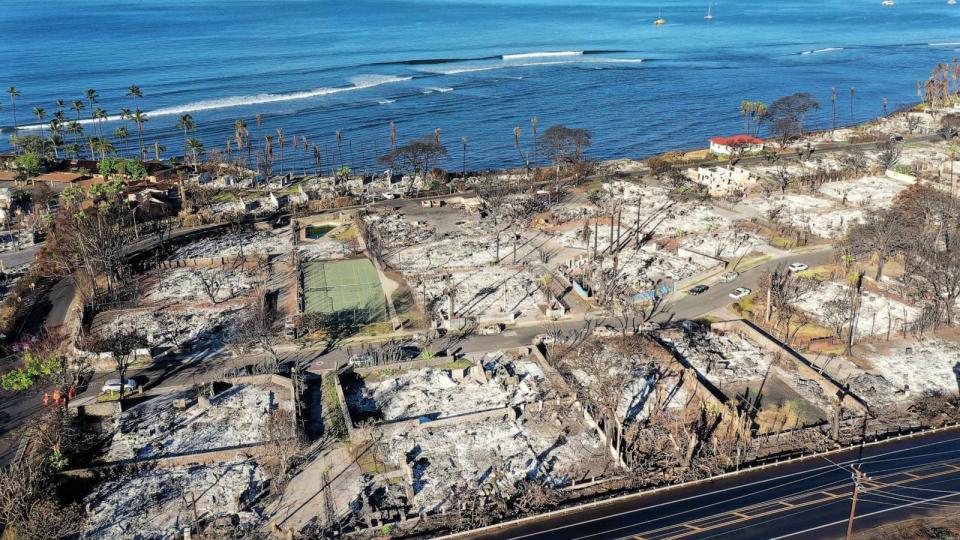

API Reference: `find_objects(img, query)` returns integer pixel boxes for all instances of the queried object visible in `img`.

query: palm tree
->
[130,108,148,159]
[91,137,115,160]
[71,99,85,125]
[153,142,166,161]
[530,116,538,166]
[113,127,129,156]
[67,122,84,155]
[176,114,195,161]
[85,89,100,137]
[233,119,248,165]
[94,108,108,139]
[32,107,46,154]
[831,87,838,131]
[277,128,285,175]
[127,84,143,109]
[850,87,856,124]
[6,86,20,142]
[186,138,204,172]
[48,119,63,159]
[335,130,342,168]
[312,144,322,176]
[48,128,63,159]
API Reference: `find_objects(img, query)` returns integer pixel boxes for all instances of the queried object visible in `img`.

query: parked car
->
[593,325,619,338]
[480,323,504,335]
[788,262,809,273]
[719,271,739,283]
[729,287,752,300]
[890,134,904,142]
[101,378,138,394]
[688,284,709,295]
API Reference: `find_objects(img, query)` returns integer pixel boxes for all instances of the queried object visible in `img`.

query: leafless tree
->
[537,125,592,185]
[261,407,303,486]
[232,287,285,371]
[875,140,902,171]
[191,268,230,304]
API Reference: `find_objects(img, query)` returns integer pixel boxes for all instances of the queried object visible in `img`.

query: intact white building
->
[709,135,764,156]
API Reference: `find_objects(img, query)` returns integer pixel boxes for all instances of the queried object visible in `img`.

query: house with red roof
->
[709,135,764,156]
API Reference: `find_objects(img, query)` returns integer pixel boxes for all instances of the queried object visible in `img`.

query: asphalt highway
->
[463,426,960,540]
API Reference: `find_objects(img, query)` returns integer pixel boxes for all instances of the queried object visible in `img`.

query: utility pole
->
[845,464,865,540]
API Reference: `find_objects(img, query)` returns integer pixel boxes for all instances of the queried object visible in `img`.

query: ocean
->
[1,0,958,171]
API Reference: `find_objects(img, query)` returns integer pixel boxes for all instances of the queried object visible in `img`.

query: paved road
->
[462,426,960,540]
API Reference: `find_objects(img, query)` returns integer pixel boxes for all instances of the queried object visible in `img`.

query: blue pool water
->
[1,0,958,170]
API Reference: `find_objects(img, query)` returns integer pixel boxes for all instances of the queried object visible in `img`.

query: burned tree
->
[537,125,592,184]
[764,92,821,144]
[379,136,448,194]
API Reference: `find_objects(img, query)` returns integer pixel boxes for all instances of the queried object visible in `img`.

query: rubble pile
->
[660,329,774,384]
[795,282,919,337]
[416,267,545,321]
[346,354,544,422]
[364,212,434,249]
[863,339,960,398]
[95,305,247,352]
[82,460,268,540]
[818,176,910,209]
[146,268,256,304]
[382,416,604,513]
[106,384,291,461]
[392,236,500,273]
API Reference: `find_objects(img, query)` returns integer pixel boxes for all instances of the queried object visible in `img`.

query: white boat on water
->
[882,0,894,6]
[655,9,666,25]
[705,2,714,20]
[949,0,957,6]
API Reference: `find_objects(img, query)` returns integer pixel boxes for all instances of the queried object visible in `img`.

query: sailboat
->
[705,2,714,20]
[881,0,894,6]
[655,9,666,25]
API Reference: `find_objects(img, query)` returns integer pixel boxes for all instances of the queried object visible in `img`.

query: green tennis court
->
[303,258,387,322]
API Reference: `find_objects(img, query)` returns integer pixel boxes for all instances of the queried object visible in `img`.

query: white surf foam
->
[433,57,642,75]
[502,51,583,60]
[378,99,396,105]
[18,75,412,130]
[800,47,844,55]
[148,75,412,116]
[929,42,960,47]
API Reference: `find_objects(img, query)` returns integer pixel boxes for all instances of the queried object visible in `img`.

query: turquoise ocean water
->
[1,0,958,169]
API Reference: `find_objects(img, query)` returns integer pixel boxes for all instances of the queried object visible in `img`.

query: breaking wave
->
[148,75,412,116]
[800,47,844,55]
[367,49,629,67]
[501,51,583,60]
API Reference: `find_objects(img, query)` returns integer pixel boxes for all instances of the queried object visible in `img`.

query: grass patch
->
[732,291,760,316]
[435,359,472,371]
[350,442,394,475]
[332,226,358,242]
[798,265,832,281]
[733,254,773,270]
[211,191,238,203]
[770,236,797,250]
[361,367,404,383]
[321,372,347,440]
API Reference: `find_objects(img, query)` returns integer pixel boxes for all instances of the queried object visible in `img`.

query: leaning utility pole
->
[845,464,865,540]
